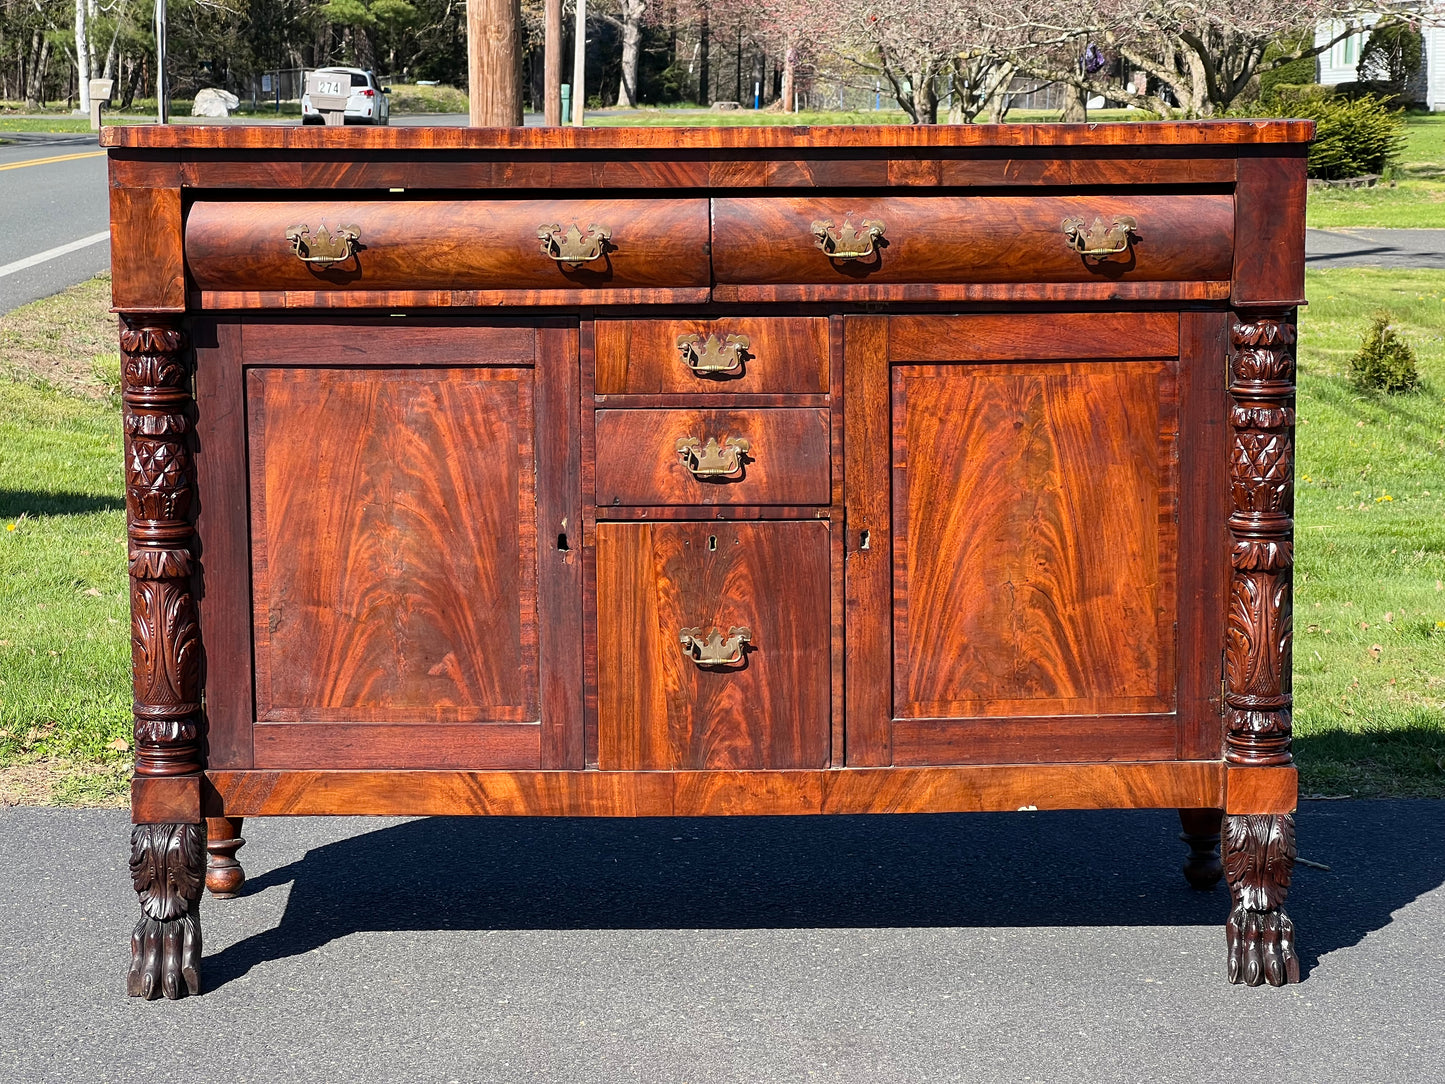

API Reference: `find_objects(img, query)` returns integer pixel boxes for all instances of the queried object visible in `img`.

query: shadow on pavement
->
[205,802,1445,989]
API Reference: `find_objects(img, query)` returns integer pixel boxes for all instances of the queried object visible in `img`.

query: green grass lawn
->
[1,270,1441,802]
[1291,268,1445,795]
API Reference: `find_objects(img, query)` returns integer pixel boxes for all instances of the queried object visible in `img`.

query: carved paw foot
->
[1226,905,1299,986]
[128,822,204,999]
[128,911,202,999]
[1222,813,1300,986]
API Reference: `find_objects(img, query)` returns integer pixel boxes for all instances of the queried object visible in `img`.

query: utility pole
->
[544,0,562,125]
[572,0,587,125]
[154,0,168,123]
[466,0,522,126]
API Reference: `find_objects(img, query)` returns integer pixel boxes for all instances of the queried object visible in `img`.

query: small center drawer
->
[595,317,829,395]
[594,408,830,506]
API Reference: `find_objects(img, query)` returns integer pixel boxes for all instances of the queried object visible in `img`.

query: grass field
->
[1,265,1442,804]
[1306,114,1445,229]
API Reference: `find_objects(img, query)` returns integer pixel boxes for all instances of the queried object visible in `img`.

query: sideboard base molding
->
[203,762,1254,818]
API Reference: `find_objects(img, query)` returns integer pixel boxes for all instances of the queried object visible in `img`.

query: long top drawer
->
[185,198,712,294]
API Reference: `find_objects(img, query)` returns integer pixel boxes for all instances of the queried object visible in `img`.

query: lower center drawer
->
[594,407,831,506]
[596,521,831,770]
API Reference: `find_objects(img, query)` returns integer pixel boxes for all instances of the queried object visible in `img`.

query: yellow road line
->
[0,150,106,172]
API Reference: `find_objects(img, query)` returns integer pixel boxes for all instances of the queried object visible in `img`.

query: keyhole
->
[859,530,871,551]
[707,535,717,551]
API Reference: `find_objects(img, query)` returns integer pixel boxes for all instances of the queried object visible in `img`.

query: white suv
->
[301,67,391,125]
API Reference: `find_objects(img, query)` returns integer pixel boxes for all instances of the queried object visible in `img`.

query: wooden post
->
[467,0,523,126]
[544,0,562,126]
[572,0,586,125]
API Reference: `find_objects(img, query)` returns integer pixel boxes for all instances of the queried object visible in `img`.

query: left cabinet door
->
[193,321,583,770]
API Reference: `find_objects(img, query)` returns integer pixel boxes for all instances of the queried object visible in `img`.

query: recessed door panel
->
[892,360,1178,720]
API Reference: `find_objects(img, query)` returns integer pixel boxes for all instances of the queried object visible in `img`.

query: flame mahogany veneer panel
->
[596,521,830,770]
[186,198,711,293]
[247,366,540,729]
[891,359,1180,722]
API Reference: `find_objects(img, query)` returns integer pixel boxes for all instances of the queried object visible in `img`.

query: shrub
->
[1259,33,1320,102]
[1266,92,1407,179]
[1349,311,1421,393]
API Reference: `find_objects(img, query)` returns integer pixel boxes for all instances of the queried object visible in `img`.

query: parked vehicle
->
[301,68,391,125]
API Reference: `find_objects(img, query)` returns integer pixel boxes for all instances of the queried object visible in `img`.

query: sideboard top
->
[100,119,1313,152]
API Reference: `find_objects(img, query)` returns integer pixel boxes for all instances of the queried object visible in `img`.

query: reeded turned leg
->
[128,822,205,1000]
[1178,808,1223,890]
[205,816,246,897]
[1223,813,1300,986]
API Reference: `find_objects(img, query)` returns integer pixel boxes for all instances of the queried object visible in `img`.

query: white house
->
[1316,10,1445,111]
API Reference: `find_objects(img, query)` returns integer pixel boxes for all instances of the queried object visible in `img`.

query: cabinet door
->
[843,313,1227,766]
[194,321,582,770]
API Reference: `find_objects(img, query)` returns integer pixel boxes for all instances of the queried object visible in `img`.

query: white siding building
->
[1316,11,1445,110]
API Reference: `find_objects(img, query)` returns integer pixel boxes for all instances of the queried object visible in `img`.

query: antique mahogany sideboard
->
[103,121,1310,999]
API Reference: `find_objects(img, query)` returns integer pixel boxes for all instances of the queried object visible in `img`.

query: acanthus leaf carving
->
[1226,314,1296,766]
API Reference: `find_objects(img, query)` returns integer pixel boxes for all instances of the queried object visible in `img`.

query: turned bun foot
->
[1178,807,1224,891]
[205,817,246,898]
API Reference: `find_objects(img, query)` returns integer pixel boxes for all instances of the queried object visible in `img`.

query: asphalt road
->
[0,133,110,315]
[1306,227,1445,270]
[0,801,1441,1083]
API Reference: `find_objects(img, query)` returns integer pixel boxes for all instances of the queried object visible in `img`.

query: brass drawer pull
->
[538,222,611,266]
[1062,215,1138,260]
[679,626,752,667]
[285,223,360,265]
[676,435,750,478]
[677,333,750,376]
[811,216,885,260]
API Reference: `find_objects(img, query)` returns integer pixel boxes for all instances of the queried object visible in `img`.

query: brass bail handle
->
[677,332,750,376]
[679,626,752,667]
[286,223,361,265]
[1062,215,1138,260]
[676,435,750,478]
[811,216,886,260]
[538,222,612,266]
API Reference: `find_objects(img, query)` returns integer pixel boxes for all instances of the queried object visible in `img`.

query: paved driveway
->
[1306,228,1445,269]
[1,801,1441,1083]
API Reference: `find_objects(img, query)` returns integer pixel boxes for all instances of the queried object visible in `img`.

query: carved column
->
[1223,314,1300,986]
[122,317,204,998]
[1225,316,1295,767]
